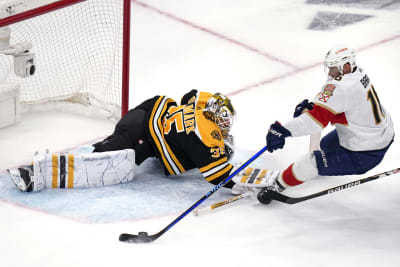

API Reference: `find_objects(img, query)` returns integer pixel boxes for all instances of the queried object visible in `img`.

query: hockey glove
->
[224,135,235,161]
[293,99,314,118]
[266,121,291,152]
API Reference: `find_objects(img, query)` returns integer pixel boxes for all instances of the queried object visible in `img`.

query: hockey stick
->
[119,145,269,243]
[192,132,320,214]
[193,191,253,216]
[267,167,400,204]
[309,132,321,152]
[192,132,321,214]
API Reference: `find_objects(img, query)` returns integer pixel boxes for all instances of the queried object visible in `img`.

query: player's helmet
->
[324,45,356,76]
[203,93,236,138]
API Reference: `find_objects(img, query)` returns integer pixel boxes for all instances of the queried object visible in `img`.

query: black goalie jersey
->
[147,90,234,188]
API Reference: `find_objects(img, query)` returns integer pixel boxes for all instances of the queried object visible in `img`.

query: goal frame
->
[0,0,131,117]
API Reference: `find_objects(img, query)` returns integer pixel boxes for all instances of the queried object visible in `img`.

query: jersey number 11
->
[367,85,385,125]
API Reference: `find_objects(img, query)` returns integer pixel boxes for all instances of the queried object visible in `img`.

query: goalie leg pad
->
[233,167,281,188]
[34,149,137,189]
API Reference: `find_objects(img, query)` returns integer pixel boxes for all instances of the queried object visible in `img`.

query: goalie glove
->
[224,134,235,161]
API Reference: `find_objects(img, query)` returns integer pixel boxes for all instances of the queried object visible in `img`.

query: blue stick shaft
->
[161,145,268,235]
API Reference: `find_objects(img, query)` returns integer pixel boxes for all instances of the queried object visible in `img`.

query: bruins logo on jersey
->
[211,130,221,141]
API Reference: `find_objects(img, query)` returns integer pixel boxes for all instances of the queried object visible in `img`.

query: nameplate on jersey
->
[163,103,196,135]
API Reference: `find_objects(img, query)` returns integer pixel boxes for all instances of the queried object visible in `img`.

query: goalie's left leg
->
[8,149,137,192]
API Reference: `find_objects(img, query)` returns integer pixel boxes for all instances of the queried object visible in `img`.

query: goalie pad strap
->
[248,168,260,184]
[60,155,66,188]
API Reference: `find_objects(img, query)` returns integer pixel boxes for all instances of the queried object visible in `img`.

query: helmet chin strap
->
[336,65,344,75]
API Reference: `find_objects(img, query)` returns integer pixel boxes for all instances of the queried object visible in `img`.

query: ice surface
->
[1,1,400,267]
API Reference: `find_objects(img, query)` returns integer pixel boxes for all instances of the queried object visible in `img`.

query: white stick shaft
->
[193,191,252,216]
[309,132,321,152]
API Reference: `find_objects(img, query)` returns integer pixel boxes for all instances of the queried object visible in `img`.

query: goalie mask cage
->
[0,0,130,120]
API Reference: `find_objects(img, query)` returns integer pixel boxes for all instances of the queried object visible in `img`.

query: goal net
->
[0,0,130,121]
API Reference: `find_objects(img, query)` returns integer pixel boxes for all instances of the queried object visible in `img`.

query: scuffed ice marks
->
[307,0,400,10]
[308,12,372,31]
[306,0,400,31]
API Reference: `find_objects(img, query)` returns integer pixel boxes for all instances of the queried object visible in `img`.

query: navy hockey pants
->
[313,130,393,176]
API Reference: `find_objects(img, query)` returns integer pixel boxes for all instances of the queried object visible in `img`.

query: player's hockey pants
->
[313,130,393,176]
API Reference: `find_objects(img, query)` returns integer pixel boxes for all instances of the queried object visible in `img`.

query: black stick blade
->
[117,146,269,244]
[119,232,157,243]
[266,167,400,205]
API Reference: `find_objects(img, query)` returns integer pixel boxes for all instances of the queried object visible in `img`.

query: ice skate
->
[8,165,34,192]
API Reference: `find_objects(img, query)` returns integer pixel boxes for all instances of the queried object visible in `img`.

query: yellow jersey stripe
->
[149,97,175,175]
[255,169,267,184]
[199,157,227,173]
[205,164,233,182]
[52,154,58,188]
[240,167,253,183]
[67,154,74,189]
[156,100,186,173]
[149,97,187,175]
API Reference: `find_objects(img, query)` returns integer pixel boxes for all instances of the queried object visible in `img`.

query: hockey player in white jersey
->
[233,45,394,204]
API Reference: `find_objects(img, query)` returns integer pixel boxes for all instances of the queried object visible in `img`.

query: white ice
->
[1,0,400,266]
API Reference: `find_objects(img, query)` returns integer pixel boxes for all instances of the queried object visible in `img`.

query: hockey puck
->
[257,189,273,205]
[138,231,148,236]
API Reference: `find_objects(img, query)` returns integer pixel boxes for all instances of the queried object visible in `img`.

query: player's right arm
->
[284,82,347,137]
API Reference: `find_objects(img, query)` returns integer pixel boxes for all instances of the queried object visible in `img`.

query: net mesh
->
[0,0,126,119]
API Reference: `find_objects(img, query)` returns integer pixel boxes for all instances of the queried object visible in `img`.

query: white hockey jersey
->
[285,67,394,151]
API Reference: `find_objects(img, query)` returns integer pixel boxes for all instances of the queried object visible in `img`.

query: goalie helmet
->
[203,93,236,138]
[324,45,356,76]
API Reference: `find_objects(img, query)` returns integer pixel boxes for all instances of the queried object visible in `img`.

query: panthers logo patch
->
[211,130,221,141]
[319,84,336,103]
